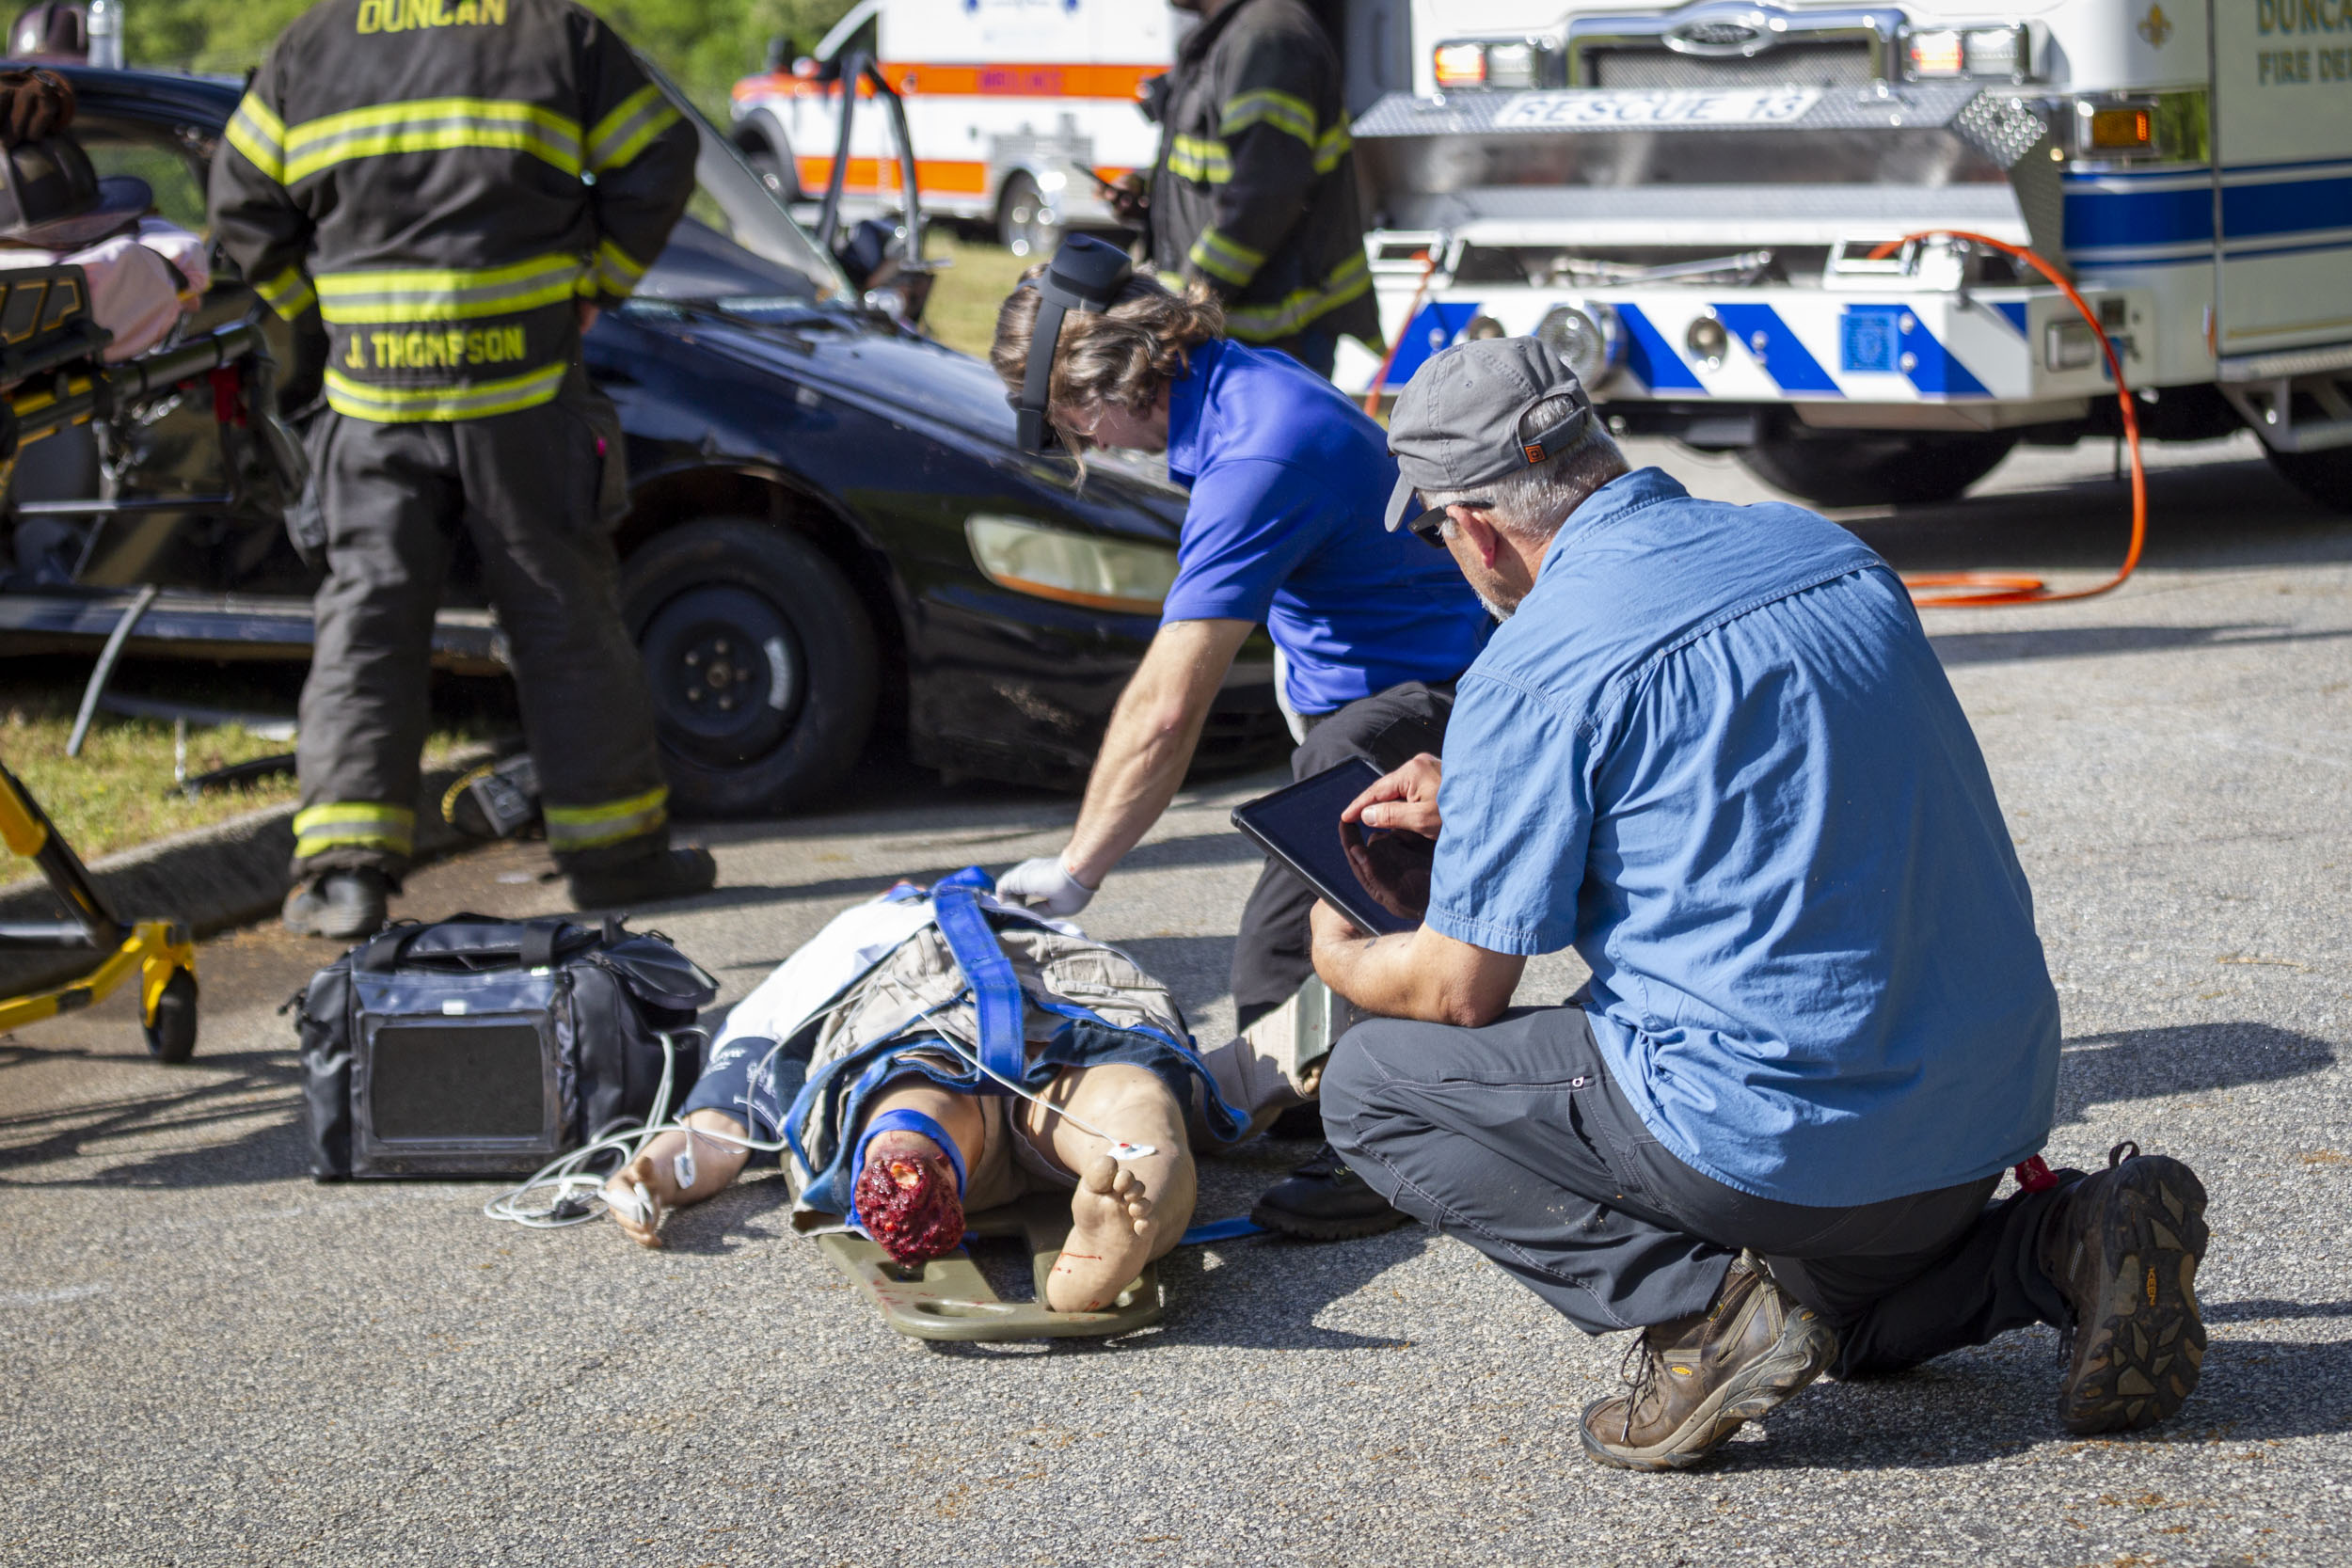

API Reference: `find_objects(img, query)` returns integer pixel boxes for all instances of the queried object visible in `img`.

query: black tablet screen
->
[1230,758,1434,937]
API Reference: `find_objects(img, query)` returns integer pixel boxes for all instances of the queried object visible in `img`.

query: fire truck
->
[1332,0,2352,509]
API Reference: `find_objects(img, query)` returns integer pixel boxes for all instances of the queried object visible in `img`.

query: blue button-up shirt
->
[1426,467,2058,1206]
[1162,340,1489,714]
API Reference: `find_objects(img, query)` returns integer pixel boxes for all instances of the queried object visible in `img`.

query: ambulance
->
[1333,0,2352,509]
[729,0,1176,257]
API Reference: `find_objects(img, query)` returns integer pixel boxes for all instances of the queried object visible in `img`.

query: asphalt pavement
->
[3,434,2348,1567]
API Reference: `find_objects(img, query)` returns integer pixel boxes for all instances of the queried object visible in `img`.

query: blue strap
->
[1178,1216,1264,1245]
[846,1107,966,1235]
[928,868,1028,1089]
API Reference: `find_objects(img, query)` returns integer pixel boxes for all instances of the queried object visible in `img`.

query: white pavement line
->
[0,1283,108,1307]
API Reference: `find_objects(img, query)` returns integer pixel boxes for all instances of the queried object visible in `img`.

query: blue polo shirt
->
[1161,340,1489,715]
[1427,468,2059,1206]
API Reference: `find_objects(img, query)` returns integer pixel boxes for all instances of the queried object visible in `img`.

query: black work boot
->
[2039,1141,2209,1434]
[1580,1253,1838,1472]
[567,845,717,910]
[281,868,389,941]
[1250,1142,1412,1240]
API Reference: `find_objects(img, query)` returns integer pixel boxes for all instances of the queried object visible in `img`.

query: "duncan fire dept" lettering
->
[355,0,508,34]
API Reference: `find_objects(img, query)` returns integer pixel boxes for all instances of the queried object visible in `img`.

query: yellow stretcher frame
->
[0,762,199,1060]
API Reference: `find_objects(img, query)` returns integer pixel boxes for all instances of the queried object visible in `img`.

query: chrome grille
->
[1590,42,1881,88]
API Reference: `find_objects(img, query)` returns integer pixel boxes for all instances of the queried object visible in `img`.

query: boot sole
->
[280,901,385,942]
[1248,1199,1415,1242]
[2058,1155,2209,1435]
[1580,1306,1839,1472]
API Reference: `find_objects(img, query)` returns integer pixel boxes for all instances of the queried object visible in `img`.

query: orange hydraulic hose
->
[1362,249,1439,418]
[1865,230,2146,608]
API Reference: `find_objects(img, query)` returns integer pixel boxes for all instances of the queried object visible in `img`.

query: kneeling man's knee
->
[1320,1018,1428,1155]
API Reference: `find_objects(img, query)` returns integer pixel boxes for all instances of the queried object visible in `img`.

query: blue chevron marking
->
[1712,302,1840,394]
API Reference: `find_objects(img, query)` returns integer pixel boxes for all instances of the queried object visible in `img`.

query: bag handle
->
[518,918,566,970]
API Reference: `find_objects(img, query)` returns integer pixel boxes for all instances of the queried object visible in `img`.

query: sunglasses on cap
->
[1402,498,1494,549]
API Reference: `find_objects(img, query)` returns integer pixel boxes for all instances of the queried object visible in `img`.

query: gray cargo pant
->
[292,380,670,880]
[1322,1005,2077,1376]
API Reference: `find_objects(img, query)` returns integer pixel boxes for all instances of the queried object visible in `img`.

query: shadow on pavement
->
[1842,454,2351,576]
[0,1042,311,1186]
[2055,1021,2336,1127]
[1931,622,2352,666]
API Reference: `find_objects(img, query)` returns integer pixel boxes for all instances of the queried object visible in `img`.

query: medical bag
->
[293,914,717,1180]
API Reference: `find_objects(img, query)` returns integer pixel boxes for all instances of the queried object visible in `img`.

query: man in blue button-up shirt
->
[1310,338,2211,1471]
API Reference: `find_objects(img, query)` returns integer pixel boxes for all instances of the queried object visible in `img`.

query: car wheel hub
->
[641,584,804,764]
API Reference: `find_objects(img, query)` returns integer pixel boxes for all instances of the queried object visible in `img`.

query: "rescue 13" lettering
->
[355,0,507,34]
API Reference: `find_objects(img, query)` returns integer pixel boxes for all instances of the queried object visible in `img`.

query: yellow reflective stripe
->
[1314,121,1352,175]
[315,253,584,324]
[542,784,668,849]
[283,97,582,182]
[589,238,649,297]
[254,266,316,320]
[227,93,287,183]
[585,84,680,173]
[1224,251,1373,341]
[1187,227,1265,288]
[324,361,567,422]
[293,801,415,856]
[1219,87,1317,148]
[1168,134,1232,184]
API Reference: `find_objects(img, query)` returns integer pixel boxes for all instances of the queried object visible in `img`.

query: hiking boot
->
[567,845,717,910]
[2039,1141,2209,1434]
[281,868,389,941]
[1250,1142,1412,1240]
[1579,1253,1838,1472]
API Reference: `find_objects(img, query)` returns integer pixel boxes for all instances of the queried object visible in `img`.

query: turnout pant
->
[1229,679,1454,1032]
[293,386,670,880]
[1322,1006,2077,1377]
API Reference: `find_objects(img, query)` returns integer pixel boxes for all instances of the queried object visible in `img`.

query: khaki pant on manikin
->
[290,371,675,892]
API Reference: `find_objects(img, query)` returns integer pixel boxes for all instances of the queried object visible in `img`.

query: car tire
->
[1737,431,2020,508]
[2264,443,2352,513]
[997,171,1053,258]
[622,518,877,817]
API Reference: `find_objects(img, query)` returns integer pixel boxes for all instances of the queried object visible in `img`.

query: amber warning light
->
[2089,107,2154,151]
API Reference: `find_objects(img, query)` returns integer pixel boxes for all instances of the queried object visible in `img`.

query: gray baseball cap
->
[1382,337,1593,531]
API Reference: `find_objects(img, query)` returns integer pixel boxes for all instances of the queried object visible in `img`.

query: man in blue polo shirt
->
[988,266,1488,1235]
[1309,338,2212,1470]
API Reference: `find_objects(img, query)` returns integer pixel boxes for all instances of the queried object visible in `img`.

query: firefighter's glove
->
[998,856,1096,917]
[0,69,73,148]
[1106,171,1150,228]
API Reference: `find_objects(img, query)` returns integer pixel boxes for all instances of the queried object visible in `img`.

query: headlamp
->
[1015,231,1135,454]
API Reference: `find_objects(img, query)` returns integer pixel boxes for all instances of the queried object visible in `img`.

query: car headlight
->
[965,515,1178,614]
[1536,301,1623,387]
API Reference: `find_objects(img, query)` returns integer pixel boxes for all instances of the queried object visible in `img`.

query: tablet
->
[1230,758,1434,937]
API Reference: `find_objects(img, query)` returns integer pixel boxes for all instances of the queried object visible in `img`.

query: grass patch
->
[0,665,482,880]
[920,234,1032,361]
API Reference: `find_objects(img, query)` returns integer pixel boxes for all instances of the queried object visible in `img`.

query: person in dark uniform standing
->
[1134,0,1377,379]
[210,0,713,938]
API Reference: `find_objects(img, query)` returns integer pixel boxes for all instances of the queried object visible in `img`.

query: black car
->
[0,66,1284,813]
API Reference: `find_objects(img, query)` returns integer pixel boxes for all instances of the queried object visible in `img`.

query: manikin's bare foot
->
[1049,1153,1169,1312]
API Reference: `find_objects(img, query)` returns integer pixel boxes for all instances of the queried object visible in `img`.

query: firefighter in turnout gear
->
[1145,0,1378,379]
[209,0,713,938]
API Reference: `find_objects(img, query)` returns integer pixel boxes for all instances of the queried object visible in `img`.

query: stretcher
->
[815,1191,1165,1342]
[0,262,306,1061]
[0,758,198,1059]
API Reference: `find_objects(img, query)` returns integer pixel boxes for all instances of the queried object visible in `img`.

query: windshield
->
[637,56,851,305]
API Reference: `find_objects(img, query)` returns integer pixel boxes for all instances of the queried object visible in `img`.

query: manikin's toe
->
[1051,1156,1157,1312]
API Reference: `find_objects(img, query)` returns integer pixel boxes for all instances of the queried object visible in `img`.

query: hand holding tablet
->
[1232,757,1439,937]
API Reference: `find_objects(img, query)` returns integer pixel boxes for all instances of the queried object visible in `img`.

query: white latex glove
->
[998,856,1096,916]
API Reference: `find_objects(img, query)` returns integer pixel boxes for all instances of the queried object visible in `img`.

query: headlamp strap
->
[1014,234,1134,453]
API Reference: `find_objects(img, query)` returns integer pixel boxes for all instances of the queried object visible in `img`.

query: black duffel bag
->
[294,914,717,1180]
